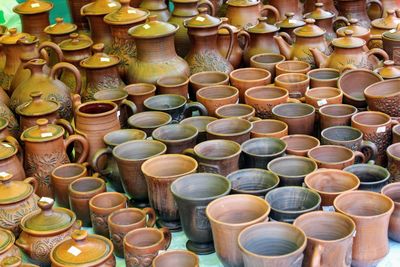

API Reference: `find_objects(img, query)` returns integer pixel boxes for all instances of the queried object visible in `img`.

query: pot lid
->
[184,7,221,28]
[0,140,17,160]
[51,230,113,266]
[1,256,39,267]
[44,18,77,35]
[376,60,400,79]
[226,0,259,7]
[129,15,178,39]
[0,118,8,131]
[21,119,64,142]
[382,24,400,40]
[59,33,93,51]
[0,229,14,254]
[304,3,334,20]
[294,18,325,37]
[246,16,279,33]
[371,9,400,29]
[337,18,369,37]
[104,0,149,25]
[0,28,30,45]
[276,12,305,29]
[0,174,34,204]
[22,198,75,232]
[80,43,120,68]
[13,0,53,15]
[218,17,240,34]
[16,91,59,117]
[81,0,121,16]
[331,30,365,48]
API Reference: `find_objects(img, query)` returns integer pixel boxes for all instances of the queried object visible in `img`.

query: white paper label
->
[0,172,10,178]
[317,99,328,106]
[100,57,110,62]
[143,24,150,30]
[117,110,121,118]
[322,206,335,212]
[31,3,40,8]
[196,16,205,22]
[353,230,356,237]
[377,126,386,133]
[41,132,53,138]
[157,250,166,255]
[68,246,82,256]
[39,197,53,204]
[108,3,117,7]
[288,19,295,24]
[128,9,137,14]
[2,143,11,148]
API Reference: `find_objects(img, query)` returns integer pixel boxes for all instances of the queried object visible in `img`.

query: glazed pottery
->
[249,53,285,81]
[318,104,358,130]
[152,250,199,267]
[226,168,279,197]
[374,60,400,80]
[369,9,400,48]
[274,73,310,100]
[229,68,271,102]
[265,186,321,223]
[381,182,400,242]
[141,154,198,231]
[250,119,288,138]
[305,87,343,109]
[0,102,18,139]
[304,169,360,207]
[275,60,311,76]
[304,0,338,15]
[108,208,156,257]
[171,173,231,254]
[68,177,107,227]
[124,83,157,112]
[16,199,81,266]
[337,0,382,28]
[127,111,172,136]
[267,155,318,186]
[206,118,253,144]
[241,137,286,168]
[238,222,306,267]
[124,227,171,267]
[334,191,394,267]
[206,194,270,267]
[183,139,241,176]
[336,18,372,43]
[89,192,127,237]
[293,211,356,267]
[281,134,320,157]
[272,103,316,135]
[276,12,306,40]
[0,229,21,263]
[344,162,390,192]
[140,0,170,21]
[189,71,229,100]
[50,230,116,267]
[180,116,218,143]
[0,140,25,182]
[156,76,189,98]
[307,68,340,88]
[364,79,400,117]
[215,104,257,121]
[387,143,400,182]
[393,124,400,143]
[196,85,239,116]
[1,256,37,267]
[67,0,91,31]
[0,118,12,140]
[382,24,400,62]
[268,0,302,19]
[307,145,366,169]
[152,124,198,153]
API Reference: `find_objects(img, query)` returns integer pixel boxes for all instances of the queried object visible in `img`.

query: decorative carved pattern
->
[110,39,137,75]
[388,157,400,183]
[111,232,125,251]
[393,47,400,65]
[368,96,400,117]
[187,50,233,75]
[0,102,19,136]
[253,103,274,119]
[90,212,109,236]
[125,251,158,267]
[83,76,125,102]
[31,230,74,264]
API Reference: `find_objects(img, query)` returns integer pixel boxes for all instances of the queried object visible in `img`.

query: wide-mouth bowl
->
[89,192,126,210]
[272,103,315,118]
[267,156,317,178]
[113,140,167,161]
[307,68,340,81]
[152,124,198,142]
[144,94,186,111]
[215,104,254,118]
[194,139,241,160]
[305,87,342,99]
[275,73,309,85]
[241,137,287,157]
[52,163,87,179]
[364,79,400,98]
[281,134,320,153]
[157,76,189,88]
[152,250,199,267]
[245,86,288,100]
[189,71,229,86]
[276,60,311,73]
[124,83,156,96]
[206,118,253,136]
[338,69,382,101]
[250,53,285,65]
[197,85,239,100]
[319,104,357,118]
[351,111,391,126]
[229,68,271,82]
[321,126,363,143]
[305,169,360,195]
[251,120,288,135]
[141,154,198,179]
[128,111,172,128]
[104,129,147,146]
[388,142,400,159]
[308,145,354,164]
[180,116,217,132]
[227,168,279,194]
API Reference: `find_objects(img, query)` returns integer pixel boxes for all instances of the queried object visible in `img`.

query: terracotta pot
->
[241,137,286,168]
[276,12,306,40]
[281,134,320,157]
[215,104,257,121]
[293,211,355,267]
[250,119,288,138]
[318,104,358,130]
[364,79,400,117]
[305,87,343,109]
[344,162,390,192]
[189,71,229,100]
[304,0,338,15]
[1,256,37,267]
[336,18,372,43]
[374,60,400,80]
[68,177,107,227]
[275,60,311,76]
[0,139,25,182]
[152,124,198,154]
[382,24,400,63]
[0,118,11,140]
[393,124,400,143]
[267,155,318,186]
[369,9,400,48]
[307,68,340,88]
[387,143,400,182]
[334,191,394,267]
[238,222,306,267]
[269,0,302,19]
[108,207,156,257]
[229,68,271,102]
[124,83,157,112]
[206,194,270,267]
[140,0,170,21]
[307,145,366,169]
[274,73,310,100]
[249,53,285,81]
[0,229,22,263]
[337,0,382,28]
[67,0,91,31]
[156,76,189,98]
[127,111,172,136]
[206,117,253,144]
[180,116,218,143]
[152,250,199,267]
[272,103,316,135]
[304,169,360,207]
[381,182,400,242]
[196,85,239,116]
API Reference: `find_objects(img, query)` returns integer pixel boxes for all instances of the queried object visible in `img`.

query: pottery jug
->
[127,16,190,84]
[337,0,383,28]
[0,25,8,71]
[369,9,400,48]
[268,0,302,20]
[304,0,338,15]
[140,0,171,21]
[67,0,91,31]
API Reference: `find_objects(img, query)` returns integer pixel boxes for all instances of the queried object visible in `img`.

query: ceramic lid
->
[184,7,221,28]
[226,0,259,7]
[331,30,365,48]
[376,60,400,79]
[59,33,93,51]
[337,18,369,37]
[371,9,400,29]
[44,18,77,35]
[246,17,279,33]
[51,230,113,266]
[382,24,400,40]
[0,174,34,204]
[0,141,17,160]
[218,17,240,34]
[304,3,334,20]
[16,91,59,117]
[0,118,8,131]
[104,0,149,25]
[0,229,14,254]
[0,28,30,45]
[13,0,53,14]
[276,12,305,29]
[294,18,325,37]
[81,0,121,16]
[80,43,120,68]
[21,119,64,142]
[1,256,39,267]
[129,15,178,38]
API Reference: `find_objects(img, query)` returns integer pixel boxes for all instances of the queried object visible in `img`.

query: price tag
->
[68,246,82,256]
[322,206,335,212]
[41,132,53,138]
[108,3,117,7]
[100,57,110,62]
[31,3,40,8]
[377,126,386,133]
[2,143,11,148]
[0,172,10,178]
[143,24,150,30]
[117,110,121,118]
[353,230,357,237]
[39,197,53,204]
[196,16,205,22]
[128,9,137,14]
[317,99,328,106]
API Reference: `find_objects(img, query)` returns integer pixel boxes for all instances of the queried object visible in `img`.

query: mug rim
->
[123,83,157,96]
[127,111,172,129]
[250,53,286,65]
[251,119,288,135]
[267,156,318,178]
[320,126,363,144]
[189,71,229,86]
[364,79,400,99]
[319,104,357,118]
[307,68,340,81]
[156,75,189,88]
[108,208,146,229]
[281,134,320,154]
[124,227,165,250]
[351,111,391,127]
[141,154,198,179]
[89,192,127,211]
[307,145,356,165]
[244,85,289,101]
[226,168,280,194]
[196,85,239,100]
[272,103,315,118]
[206,118,253,137]
[193,139,242,160]
[113,140,167,162]
[241,137,287,157]
[215,104,255,119]
[76,100,118,117]
[143,94,187,111]
[387,142,400,160]
[51,163,88,180]
[68,177,105,195]
[152,249,199,266]
[229,67,271,83]
[152,124,198,143]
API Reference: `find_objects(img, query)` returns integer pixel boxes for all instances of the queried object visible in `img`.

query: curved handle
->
[360,140,378,162]
[198,0,215,16]
[278,32,293,45]
[310,244,323,267]
[184,101,208,118]
[38,41,64,64]
[24,176,38,192]
[161,227,172,249]
[354,150,366,163]
[64,134,89,163]
[55,118,74,135]
[91,147,112,174]
[121,99,137,116]
[260,5,281,23]
[15,237,31,254]
[367,0,384,18]
[143,207,156,227]
[238,30,250,51]
[50,62,82,95]
[333,16,349,30]
[366,48,389,61]
[217,24,234,61]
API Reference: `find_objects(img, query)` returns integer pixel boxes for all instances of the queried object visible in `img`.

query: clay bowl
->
[307,68,340,88]
[275,60,311,76]
[281,134,320,156]
[229,68,272,102]
[196,85,239,116]
[272,103,316,135]
[189,71,230,100]
[206,117,253,144]
[249,53,286,80]
[305,87,343,109]
[364,79,400,117]
[180,116,218,143]
[307,145,364,169]
[250,119,288,138]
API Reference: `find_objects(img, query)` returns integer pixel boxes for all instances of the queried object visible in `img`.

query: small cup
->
[308,145,366,169]
[189,71,229,100]
[250,119,288,138]
[180,116,217,144]
[388,143,400,183]
[206,117,253,144]
[393,124,400,143]
[272,103,316,135]
[381,182,400,242]
[274,73,310,99]
[281,134,320,156]
[152,124,198,154]
[196,85,239,116]
[319,104,358,131]
[229,68,272,102]
[275,60,311,76]
[307,68,340,88]
[215,104,258,121]
[156,75,189,99]
[249,53,285,80]
[305,87,343,109]
[152,250,199,267]
[128,111,172,136]
[241,137,287,168]
[124,83,157,112]
[344,162,390,192]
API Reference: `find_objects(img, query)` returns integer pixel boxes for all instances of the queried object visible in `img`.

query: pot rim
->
[251,119,288,135]
[215,104,255,119]
[107,208,147,229]
[281,134,320,153]
[305,86,343,100]
[241,137,287,157]
[229,68,271,83]
[267,155,318,178]
[76,101,118,118]
[193,139,241,160]
[51,162,88,181]
[307,68,340,81]
[226,168,280,194]
[127,111,172,129]
[364,79,400,99]
[89,192,127,211]
[351,111,391,127]
[338,69,383,101]
[196,85,239,100]
[124,83,157,96]
[272,103,315,119]
[143,94,187,111]
[141,154,198,179]
[156,75,189,88]
[319,104,358,118]
[307,145,356,165]
[68,177,106,196]
[320,126,363,144]
[250,53,286,65]
[244,85,289,101]
[124,227,166,250]
[206,118,253,137]
[152,124,198,143]
[113,140,167,162]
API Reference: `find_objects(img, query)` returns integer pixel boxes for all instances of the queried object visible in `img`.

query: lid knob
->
[30,91,43,102]
[147,15,157,22]
[349,18,358,25]
[1,256,22,267]
[344,29,353,37]
[220,17,228,23]
[285,12,294,18]
[8,28,17,35]
[70,33,80,43]
[305,18,316,24]
[315,2,324,8]
[384,60,395,66]
[36,118,49,131]
[387,9,395,15]
[0,173,13,184]
[38,197,55,211]
[120,0,130,6]
[55,17,64,24]
[198,7,208,14]
[72,230,88,242]
[92,43,105,53]
[258,16,268,23]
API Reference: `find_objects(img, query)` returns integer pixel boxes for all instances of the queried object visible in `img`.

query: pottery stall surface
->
[229,68,271,103]
[0,140,25,182]
[281,134,320,157]
[189,71,230,101]
[152,124,198,154]
[249,53,285,81]
[387,142,400,182]
[152,250,199,267]
[0,229,21,263]
[127,111,172,136]
[124,83,157,113]
[344,162,390,192]
[272,103,316,135]
[180,116,218,143]
[206,117,253,144]
[364,79,400,117]
[250,119,288,138]
[382,182,400,242]
[318,104,358,131]
[307,145,366,169]
[240,137,286,168]
[196,85,239,117]
[274,73,310,100]
[307,68,340,88]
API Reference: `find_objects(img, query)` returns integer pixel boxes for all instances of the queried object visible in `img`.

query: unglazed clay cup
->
[381,182,400,242]
[388,143,400,183]
[156,75,189,99]
[393,124,400,144]
[206,194,270,267]
[281,134,320,156]
[250,119,288,138]
[196,85,239,116]
[304,169,360,207]
[241,137,287,168]
[307,145,366,169]
[124,83,157,112]
[307,68,340,88]
[152,124,198,154]
[334,191,394,267]
[364,79,400,117]
[128,111,172,136]
[215,104,258,121]
[189,71,230,100]
[152,250,199,267]
[180,116,218,143]
[272,103,316,135]
[305,87,343,109]
[344,162,390,192]
[238,222,307,267]
[275,60,311,76]
[249,53,286,81]
[274,73,310,100]
[319,104,358,130]
[229,68,272,102]
[206,118,253,144]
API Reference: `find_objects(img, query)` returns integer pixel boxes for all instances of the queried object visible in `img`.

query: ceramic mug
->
[189,71,230,100]
[124,83,157,112]
[156,75,189,99]
[215,104,259,121]
[250,119,288,138]
[249,53,286,81]
[241,137,287,168]
[229,68,272,102]
[275,60,311,76]
[307,68,340,88]
[307,145,366,169]
[180,116,218,144]
[152,124,198,154]
[281,134,320,157]
[274,73,310,100]
[196,85,239,116]
[272,103,316,135]
[318,104,358,131]
[206,118,253,144]
[381,182,400,242]
[344,162,390,192]
[128,111,172,136]
[393,124,400,144]
[305,87,343,109]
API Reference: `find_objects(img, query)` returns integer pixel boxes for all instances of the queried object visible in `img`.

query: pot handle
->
[15,236,31,255]
[238,30,250,51]
[198,0,215,16]
[360,140,378,162]
[55,118,74,135]
[50,62,82,95]
[64,134,89,163]
[91,147,112,175]
[366,48,389,61]
[333,16,349,30]
[38,41,64,64]
[184,101,208,118]
[354,150,366,163]
[161,227,172,249]
[143,207,156,227]
[260,5,281,23]
[217,24,234,61]
[310,244,323,267]
[367,0,384,19]
[278,32,293,46]
[121,99,137,117]
[24,176,38,192]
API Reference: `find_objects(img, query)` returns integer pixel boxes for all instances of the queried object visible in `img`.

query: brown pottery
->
[67,0,91,31]
[364,79,400,117]
[305,87,343,109]
[381,24,400,63]
[0,139,25,182]
[249,53,285,81]
[272,103,316,135]
[1,256,39,267]
[0,229,21,263]
[189,71,229,100]
[274,73,310,100]
[152,124,198,154]
[393,124,400,143]
[337,0,382,28]
[344,162,390,192]
[152,250,199,267]
[307,68,340,88]
[156,76,189,98]
[196,85,239,116]
[369,9,400,48]
[215,104,257,121]
[250,119,288,138]
[374,60,400,80]
[307,145,366,169]
[387,143,400,182]
[281,134,320,157]
[318,104,358,130]
[127,111,172,136]
[275,60,311,76]
[229,68,271,102]
[124,83,157,113]
[275,12,306,40]
[382,182,400,242]
[140,0,171,21]
[206,117,253,144]
[180,116,218,143]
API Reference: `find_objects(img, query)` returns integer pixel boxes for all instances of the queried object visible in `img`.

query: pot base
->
[186,240,215,255]
[156,219,182,232]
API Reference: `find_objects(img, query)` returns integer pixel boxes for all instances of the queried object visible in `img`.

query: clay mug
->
[250,119,288,138]
[128,111,172,136]
[206,194,270,267]
[152,124,198,154]
[307,145,366,169]
[241,137,287,168]
[108,208,156,258]
[183,139,241,176]
[364,79,400,117]
[344,162,390,192]
[334,191,394,267]
[305,87,343,109]
[393,124,400,143]
[0,138,25,182]
[144,94,208,123]
[124,83,157,113]
[267,155,318,186]
[189,71,229,100]
[265,186,321,223]
[206,118,253,144]
[293,211,356,267]
[113,140,167,208]
[226,168,279,197]
[229,68,271,102]
[215,104,259,121]
[318,104,358,130]
[124,227,171,267]
[304,169,360,207]
[281,134,320,157]
[238,222,307,267]
[171,173,231,254]
[387,142,400,182]
[249,53,285,81]
[381,182,400,242]
[272,103,316,135]
[141,154,198,231]
[68,177,107,227]
[180,116,218,143]
[244,85,300,119]
[274,73,310,100]
[275,60,312,76]
[156,76,189,99]
[196,85,239,116]
[307,68,340,88]
[152,250,199,267]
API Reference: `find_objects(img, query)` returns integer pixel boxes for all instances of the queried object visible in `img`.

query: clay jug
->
[67,0,92,32]
[369,9,400,48]
[268,0,302,20]
[140,0,171,21]
[304,0,338,15]
[337,0,383,28]
[21,119,89,198]
[127,16,190,84]
[0,139,25,182]
[184,8,234,74]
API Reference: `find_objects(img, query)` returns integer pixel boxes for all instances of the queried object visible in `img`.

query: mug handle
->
[367,0,384,19]
[260,5,281,23]
[64,134,89,163]
[24,176,38,192]
[354,151,366,163]
[161,227,172,249]
[121,99,137,116]
[310,244,323,267]
[143,207,156,227]
[360,141,378,162]
[55,118,74,135]
[91,147,112,175]
[183,102,208,118]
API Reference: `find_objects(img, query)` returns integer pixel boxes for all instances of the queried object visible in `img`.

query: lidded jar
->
[0,229,21,262]
[375,60,400,79]
[276,12,305,40]
[336,18,371,43]
[44,17,78,45]
[370,9,400,48]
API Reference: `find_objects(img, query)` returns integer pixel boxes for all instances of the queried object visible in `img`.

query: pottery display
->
[381,182,400,242]
[249,53,285,81]
[0,229,21,263]
[0,140,25,182]
[189,71,230,100]
[229,68,271,102]
[206,117,253,144]
[387,142,400,182]
[281,134,320,157]
[272,103,316,135]
[152,250,199,267]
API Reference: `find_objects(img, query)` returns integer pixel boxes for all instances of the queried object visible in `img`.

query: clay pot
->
[141,154,198,231]
[0,140,25,182]
[370,9,400,48]
[229,68,271,102]
[152,250,199,267]
[171,173,231,254]
[226,168,279,197]
[267,155,318,186]
[387,143,400,182]
[272,103,316,135]
[364,79,400,117]
[238,222,306,267]
[180,116,218,143]
[241,137,286,168]
[382,24,400,62]
[249,53,285,81]
[189,71,229,100]
[305,87,343,109]
[304,0,338,15]
[68,177,107,227]
[206,194,270,267]
[0,229,22,263]
[336,18,372,44]
[67,0,91,31]
[152,124,198,154]
[281,134,320,157]
[307,68,340,88]
[334,191,394,267]
[156,76,189,98]
[318,104,358,131]
[183,139,241,176]
[140,0,170,21]
[381,182,400,242]
[0,118,11,140]
[276,12,306,40]
[206,118,253,144]
[337,0,382,28]
[274,73,310,100]
[124,83,157,112]
[304,169,360,207]
[108,208,156,258]
[393,124,400,143]
[344,162,390,192]
[250,119,288,138]
[215,104,257,121]
[275,60,311,76]
[127,111,172,136]
[293,211,356,267]
[196,85,239,116]
[374,60,400,80]
[16,199,82,266]
[307,145,366,169]
[269,0,302,19]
